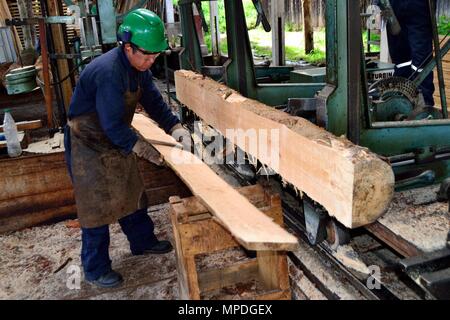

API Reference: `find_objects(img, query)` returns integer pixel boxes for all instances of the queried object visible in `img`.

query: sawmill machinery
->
[176,0,450,298]
[177,0,450,201]
[4,0,159,128]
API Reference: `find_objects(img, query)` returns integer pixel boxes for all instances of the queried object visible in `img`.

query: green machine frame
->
[178,0,450,186]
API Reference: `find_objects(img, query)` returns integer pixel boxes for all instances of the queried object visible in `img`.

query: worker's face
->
[124,44,160,71]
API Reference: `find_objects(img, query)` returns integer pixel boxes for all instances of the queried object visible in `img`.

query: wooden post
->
[271,0,285,66]
[39,19,53,128]
[302,0,314,54]
[45,0,73,112]
[17,0,33,49]
[209,0,221,64]
[169,185,292,300]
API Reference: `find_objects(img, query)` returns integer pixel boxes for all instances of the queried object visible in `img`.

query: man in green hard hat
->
[64,8,191,288]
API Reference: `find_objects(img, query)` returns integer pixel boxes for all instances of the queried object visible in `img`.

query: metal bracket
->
[400,248,450,299]
[251,0,271,32]
[303,199,328,246]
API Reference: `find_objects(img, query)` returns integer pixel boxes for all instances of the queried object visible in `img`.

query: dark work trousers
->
[387,0,435,106]
[64,126,158,281]
[81,208,159,281]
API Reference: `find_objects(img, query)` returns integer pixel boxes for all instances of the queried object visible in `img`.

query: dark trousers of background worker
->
[81,208,158,281]
[387,0,435,106]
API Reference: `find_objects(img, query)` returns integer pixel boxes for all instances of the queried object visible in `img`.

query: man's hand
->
[132,138,164,166]
[170,123,193,152]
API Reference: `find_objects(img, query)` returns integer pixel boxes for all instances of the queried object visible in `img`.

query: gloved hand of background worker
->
[170,123,193,152]
[132,138,164,166]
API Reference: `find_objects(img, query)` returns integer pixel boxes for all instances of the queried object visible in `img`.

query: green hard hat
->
[118,8,168,53]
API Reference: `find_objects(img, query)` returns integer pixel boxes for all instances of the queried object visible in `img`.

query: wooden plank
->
[0,152,76,233]
[178,219,240,256]
[365,222,421,258]
[0,188,74,217]
[169,201,191,299]
[0,159,71,200]
[198,260,258,292]
[174,70,395,228]
[257,251,289,291]
[185,256,201,299]
[179,184,268,216]
[0,204,76,234]
[132,114,299,251]
[0,119,42,133]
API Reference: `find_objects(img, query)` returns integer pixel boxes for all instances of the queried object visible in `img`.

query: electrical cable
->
[36,56,93,87]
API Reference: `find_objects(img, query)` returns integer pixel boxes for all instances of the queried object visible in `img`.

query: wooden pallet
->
[169,184,291,300]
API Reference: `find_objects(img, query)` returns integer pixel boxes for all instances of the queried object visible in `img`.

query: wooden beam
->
[174,70,395,228]
[198,260,258,292]
[132,113,299,251]
[365,222,422,258]
[0,120,42,133]
[45,0,73,112]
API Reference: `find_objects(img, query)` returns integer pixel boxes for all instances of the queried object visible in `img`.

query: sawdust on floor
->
[0,204,178,300]
[378,185,450,252]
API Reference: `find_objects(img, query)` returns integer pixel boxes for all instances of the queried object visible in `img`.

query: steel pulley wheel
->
[5,66,36,81]
[326,219,351,251]
[369,76,419,103]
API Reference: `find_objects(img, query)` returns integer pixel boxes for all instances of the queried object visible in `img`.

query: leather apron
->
[68,85,148,228]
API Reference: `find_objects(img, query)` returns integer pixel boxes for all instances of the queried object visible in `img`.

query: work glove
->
[170,123,193,152]
[132,138,164,166]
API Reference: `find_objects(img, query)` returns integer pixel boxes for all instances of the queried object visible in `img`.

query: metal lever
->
[395,170,435,190]
[251,0,271,32]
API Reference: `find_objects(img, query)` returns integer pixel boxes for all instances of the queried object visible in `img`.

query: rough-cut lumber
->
[175,70,395,228]
[0,152,76,233]
[132,113,299,251]
[0,150,192,234]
